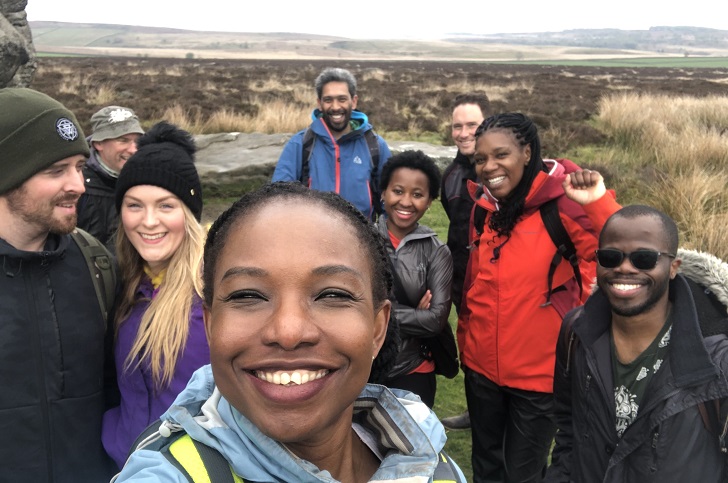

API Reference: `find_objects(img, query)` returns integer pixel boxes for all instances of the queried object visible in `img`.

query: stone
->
[194,132,457,178]
[194,131,458,222]
[0,0,36,88]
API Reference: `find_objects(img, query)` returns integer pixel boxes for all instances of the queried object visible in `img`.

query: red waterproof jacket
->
[457,160,620,393]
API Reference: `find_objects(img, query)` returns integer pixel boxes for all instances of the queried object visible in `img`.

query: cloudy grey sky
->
[25,0,723,39]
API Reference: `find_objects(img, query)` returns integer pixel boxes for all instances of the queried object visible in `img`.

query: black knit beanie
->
[115,121,203,220]
[0,88,90,195]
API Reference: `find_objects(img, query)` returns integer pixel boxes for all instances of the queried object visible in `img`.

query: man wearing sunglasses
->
[546,205,728,483]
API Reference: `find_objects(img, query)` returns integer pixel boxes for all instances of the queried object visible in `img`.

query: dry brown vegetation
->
[32,58,728,152]
[596,93,728,259]
[31,57,728,259]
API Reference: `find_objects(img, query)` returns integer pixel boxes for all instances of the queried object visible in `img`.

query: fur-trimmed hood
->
[676,248,728,337]
[677,248,728,312]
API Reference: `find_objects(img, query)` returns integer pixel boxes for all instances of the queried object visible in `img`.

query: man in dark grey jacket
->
[439,93,489,431]
[0,88,117,482]
[546,205,728,483]
[77,105,143,251]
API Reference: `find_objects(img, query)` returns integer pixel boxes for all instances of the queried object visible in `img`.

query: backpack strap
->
[364,129,382,216]
[433,450,465,483]
[70,227,117,323]
[364,129,380,176]
[540,198,582,306]
[164,434,244,483]
[472,205,487,247]
[124,422,244,482]
[300,127,315,184]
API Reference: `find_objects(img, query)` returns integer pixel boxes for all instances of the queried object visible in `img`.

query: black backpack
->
[472,197,582,306]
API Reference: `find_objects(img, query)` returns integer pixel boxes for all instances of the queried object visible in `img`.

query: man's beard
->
[598,275,670,318]
[323,108,352,133]
[5,186,79,236]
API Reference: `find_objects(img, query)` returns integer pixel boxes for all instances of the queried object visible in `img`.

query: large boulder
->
[194,132,457,179]
[0,0,36,87]
[194,132,458,222]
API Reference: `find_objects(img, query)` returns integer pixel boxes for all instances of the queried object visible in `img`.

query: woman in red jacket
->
[458,113,619,483]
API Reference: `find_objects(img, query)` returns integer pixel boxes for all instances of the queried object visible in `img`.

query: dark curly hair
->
[202,182,399,384]
[379,150,441,200]
[601,205,679,254]
[475,113,548,256]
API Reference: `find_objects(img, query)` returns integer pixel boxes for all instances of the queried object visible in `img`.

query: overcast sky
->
[25,0,723,39]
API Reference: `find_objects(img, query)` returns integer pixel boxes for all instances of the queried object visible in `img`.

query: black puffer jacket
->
[0,234,117,482]
[440,151,476,314]
[77,148,118,252]
[377,217,453,378]
[546,250,728,483]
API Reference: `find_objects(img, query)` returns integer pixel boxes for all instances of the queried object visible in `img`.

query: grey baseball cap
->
[89,106,144,142]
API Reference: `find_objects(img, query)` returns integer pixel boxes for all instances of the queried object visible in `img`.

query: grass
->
[594,92,728,260]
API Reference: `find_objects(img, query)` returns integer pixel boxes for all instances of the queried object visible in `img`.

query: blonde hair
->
[115,203,205,390]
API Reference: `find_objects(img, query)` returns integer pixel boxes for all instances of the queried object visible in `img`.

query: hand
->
[563,169,606,205]
[417,290,432,309]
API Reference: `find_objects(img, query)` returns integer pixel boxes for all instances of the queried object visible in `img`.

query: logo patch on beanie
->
[56,118,79,141]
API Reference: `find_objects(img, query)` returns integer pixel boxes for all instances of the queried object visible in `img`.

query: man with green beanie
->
[0,87,118,482]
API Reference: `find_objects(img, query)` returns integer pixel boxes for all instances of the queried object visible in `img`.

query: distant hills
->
[29,22,728,61]
[450,26,728,53]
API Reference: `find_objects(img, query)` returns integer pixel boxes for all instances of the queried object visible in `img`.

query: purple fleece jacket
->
[101,278,210,469]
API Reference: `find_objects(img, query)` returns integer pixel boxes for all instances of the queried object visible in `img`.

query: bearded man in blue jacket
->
[272,67,391,219]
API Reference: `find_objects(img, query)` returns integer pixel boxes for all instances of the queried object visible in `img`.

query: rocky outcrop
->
[194,132,456,178]
[1,0,36,87]
[194,131,458,222]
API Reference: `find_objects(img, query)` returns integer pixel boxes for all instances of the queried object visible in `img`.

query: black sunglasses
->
[595,248,676,271]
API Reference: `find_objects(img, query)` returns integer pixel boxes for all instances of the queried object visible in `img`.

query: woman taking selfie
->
[102,122,210,469]
[114,182,465,483]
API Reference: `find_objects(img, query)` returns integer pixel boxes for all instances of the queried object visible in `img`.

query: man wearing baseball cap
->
[77,105,144,250]
[0,88,117,482]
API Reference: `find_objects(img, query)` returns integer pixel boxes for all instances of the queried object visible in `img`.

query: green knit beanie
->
[0,88,90,195]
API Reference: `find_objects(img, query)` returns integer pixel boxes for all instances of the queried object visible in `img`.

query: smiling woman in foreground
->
[114,182,465,483]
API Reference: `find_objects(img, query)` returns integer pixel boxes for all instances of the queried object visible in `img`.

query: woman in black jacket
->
[378,150,453,408]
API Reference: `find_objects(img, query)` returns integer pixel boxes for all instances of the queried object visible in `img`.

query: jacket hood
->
[468,159,567,213]
[677,248,728,310]
[676,248,728,338]
[84,143,111,174]
[143,365,448,482]
[310,109,371,138]
[0,232,67,262]
[376,215,439,249]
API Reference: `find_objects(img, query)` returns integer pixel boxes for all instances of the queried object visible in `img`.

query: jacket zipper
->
[26,261,54,480]
[565,330,577,376]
